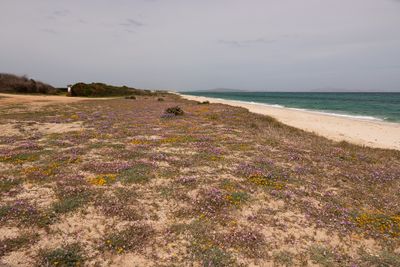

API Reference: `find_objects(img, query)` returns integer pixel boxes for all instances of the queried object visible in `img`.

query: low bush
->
[37,244,85,267]
[102,224,154,253]
[165,106,184,116]
[120,164,152,184]
[0,233,39,257]
[358,249,400,267]
[158,97,164,101]
[125,95,136,100]
[70,82,155,97]
[0,73,58,94]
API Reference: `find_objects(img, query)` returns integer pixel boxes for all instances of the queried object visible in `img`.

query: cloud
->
[1,0,399,91]
[380,64,400,69]
[46,9,70,20]
[120,18,144,27]
[41,28,58,34]
[218,38,275,47]
[125,29,137,34]
[53,9,70,17]
[77,18,88,24]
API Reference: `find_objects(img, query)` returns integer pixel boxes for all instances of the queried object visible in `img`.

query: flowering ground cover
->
[0,94,399,266]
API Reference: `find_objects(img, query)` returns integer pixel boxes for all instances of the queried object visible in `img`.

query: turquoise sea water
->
[182,92,400,122]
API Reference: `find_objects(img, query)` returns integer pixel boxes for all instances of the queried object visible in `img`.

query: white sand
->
[179,93,400,150]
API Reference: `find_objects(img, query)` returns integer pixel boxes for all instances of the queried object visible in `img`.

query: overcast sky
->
[1,0,400,91]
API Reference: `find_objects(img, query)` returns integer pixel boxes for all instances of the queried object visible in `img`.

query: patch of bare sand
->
[1,183,56,209]
[0,121,84,137]
[179,166,214,175]
[134,135,163,141]
[106,252,154,267]
[238,204,381,259]
[0,123,21,137]
[155,146,198,155]
[1,207,124,267]
[45,207,115,245]
[0,227,21,240]
[0,227,46,267]
[0,93,110,107]
[1,249,36,267]
[37,122,84,135]
[135,198,191,265]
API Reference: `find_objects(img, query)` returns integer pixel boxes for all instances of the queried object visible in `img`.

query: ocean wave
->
[292,109,384,121]
[190,96,386,122]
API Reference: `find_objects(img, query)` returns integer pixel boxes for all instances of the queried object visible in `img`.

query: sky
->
[0,0,400,91]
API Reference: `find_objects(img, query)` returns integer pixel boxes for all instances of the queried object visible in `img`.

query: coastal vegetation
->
[0,73,58,95]
[0,73,160,98]
[165,106,184,116]
[70,82,156,97]
[0,93,399,266]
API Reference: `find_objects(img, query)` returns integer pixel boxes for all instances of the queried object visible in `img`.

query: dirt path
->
[0,93,111,107]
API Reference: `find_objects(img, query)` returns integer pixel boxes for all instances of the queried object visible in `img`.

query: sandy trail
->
[179,93,400,150]
[0,93,110,107]
[0,93,102,137]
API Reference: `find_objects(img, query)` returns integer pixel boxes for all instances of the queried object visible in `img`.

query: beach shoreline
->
[178,93,400,150]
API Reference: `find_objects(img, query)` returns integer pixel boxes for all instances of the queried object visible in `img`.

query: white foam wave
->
[190,95,386,122]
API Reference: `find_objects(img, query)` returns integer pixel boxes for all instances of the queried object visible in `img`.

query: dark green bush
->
[125,95,136,100]
[0,73,58,94]
[70,83,155,97]
[165,106,184,116]
[158,97,164,101]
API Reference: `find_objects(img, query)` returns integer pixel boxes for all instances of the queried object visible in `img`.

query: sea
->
[181,92,400,123]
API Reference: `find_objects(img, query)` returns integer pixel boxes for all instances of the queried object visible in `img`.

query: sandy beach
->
[179,93,400,150]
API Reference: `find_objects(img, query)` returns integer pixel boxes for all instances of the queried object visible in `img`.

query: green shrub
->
[0,73,58,94]
[102,224,154,253]
[120,164,152,184]
[0,177,20,193]
[165,106,184,116]
[0,233,39,257]
[309,245,336,267]
[70,83,155,97]
[273,250,294,267]
[358,249,400,267]
[51,195,89,214]
[37,244,85,267]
